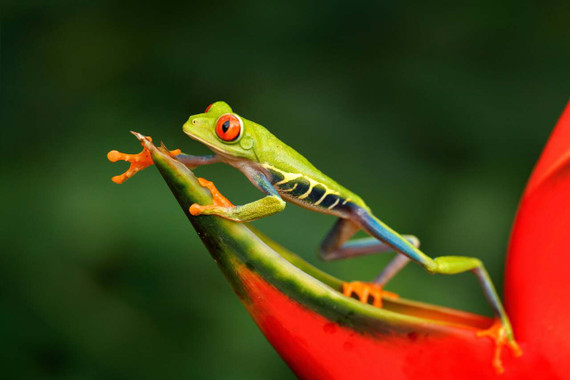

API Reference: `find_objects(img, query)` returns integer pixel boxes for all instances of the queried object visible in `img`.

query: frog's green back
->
[247,119,367,210]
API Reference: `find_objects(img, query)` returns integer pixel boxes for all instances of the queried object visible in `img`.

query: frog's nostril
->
[192,119,197,125]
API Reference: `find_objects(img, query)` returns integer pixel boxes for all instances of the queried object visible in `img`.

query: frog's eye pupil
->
[215,114,243,142]
[222,120,230,133]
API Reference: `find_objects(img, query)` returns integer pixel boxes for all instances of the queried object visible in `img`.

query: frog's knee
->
[406,235,420,248]
[431,256,482,275]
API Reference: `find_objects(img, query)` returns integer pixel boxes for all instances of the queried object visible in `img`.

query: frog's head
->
[183,101,258,161]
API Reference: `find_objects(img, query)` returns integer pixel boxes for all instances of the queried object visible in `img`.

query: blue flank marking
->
[356,209,433,267]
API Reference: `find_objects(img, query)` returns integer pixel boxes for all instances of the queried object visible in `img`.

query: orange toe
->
[342,281,399,308]
[476,318,522,374]
[189,178,234,216]
[189,203,206,216]
[197,177,234,207]
[108,136,180,184]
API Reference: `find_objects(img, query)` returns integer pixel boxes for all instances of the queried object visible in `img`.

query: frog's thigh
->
[319,217,419,261]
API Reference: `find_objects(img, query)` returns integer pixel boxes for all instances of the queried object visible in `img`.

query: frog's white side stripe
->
[327,198,340,210]
[298,182,317,199]
[314,192,329,206]
[262,163,342,205]
[274,170,303,185]
[281,183,298,192]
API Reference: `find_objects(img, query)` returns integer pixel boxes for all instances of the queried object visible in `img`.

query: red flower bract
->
[116,101,570,379]
[505,101,570,379]
[235,102,570,379]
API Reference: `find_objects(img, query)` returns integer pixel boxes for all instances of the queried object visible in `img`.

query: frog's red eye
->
[216,114,243,142]
[205,103,214,113]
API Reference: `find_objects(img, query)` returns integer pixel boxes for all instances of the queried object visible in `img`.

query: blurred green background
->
[2,1,569,379]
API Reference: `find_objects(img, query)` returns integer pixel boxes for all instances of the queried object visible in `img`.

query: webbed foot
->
[476,317,523,374]
[342,281,399,308]
[107,132,181,184]
[189,177,234,216]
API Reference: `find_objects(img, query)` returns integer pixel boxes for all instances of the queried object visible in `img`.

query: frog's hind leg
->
[373,254,410,286]
[353,207,521,371]
[319,218,419,261]
[319,217,417,307]
[319,218,416,286]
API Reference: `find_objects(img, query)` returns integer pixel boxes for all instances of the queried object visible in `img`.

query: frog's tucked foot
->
[107,133,181,184]
[476,318,523,374]
[189,177,235,216]
[342,281,399,308]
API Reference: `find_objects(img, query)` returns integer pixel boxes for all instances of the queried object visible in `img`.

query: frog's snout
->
[182,120,192,134]
[183,116,198,133]
[183,116,208,136]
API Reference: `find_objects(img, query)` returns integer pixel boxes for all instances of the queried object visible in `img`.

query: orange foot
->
[342,281,399,308]
[476,318,523,374]
[107,135,181,184]
[189,177,234,216]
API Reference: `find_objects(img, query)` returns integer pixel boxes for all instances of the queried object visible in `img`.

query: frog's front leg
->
[190,170,285,222]
[108,131,220,184]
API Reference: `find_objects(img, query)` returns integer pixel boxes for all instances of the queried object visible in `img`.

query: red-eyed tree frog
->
[108,101,521,358]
